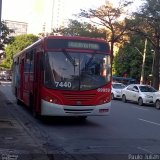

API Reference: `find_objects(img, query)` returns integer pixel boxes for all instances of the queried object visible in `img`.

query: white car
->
[153,91,160,109]
[121,84,157,106]
[111,82,126,100]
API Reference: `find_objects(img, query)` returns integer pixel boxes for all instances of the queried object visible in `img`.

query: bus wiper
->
[62,49,77,67]
[62,49,80,84]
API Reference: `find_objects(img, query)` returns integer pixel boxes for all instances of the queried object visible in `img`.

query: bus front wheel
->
[29,93,39,119]
[32,108,39,118]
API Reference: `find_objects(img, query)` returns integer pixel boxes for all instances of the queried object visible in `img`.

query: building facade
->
[5,20,28,36]
[51,0,65,30]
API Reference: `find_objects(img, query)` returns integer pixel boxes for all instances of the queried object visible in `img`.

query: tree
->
[79,0,132,59]
[114,35,152,82]
[1,34,38,68]
[0,21,14,50]
[127,0,160,89]
[52,19,106,39]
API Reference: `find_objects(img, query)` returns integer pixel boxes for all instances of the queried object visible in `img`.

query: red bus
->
[12,36,111,118]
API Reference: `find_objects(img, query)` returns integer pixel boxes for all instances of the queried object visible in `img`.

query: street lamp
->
[149,49,155,85]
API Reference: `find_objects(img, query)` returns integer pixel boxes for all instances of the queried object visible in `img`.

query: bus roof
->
[13,36,110,59]
[45,35,108,43]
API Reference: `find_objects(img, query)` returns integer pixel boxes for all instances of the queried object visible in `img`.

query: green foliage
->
[79,0,133,56]
[0,21,14,50]
[1,34,38,69]
[52,19,106,38]
[127,0,160,47]
[126,0,160,89]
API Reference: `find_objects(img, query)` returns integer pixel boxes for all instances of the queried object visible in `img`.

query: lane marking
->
[137,146,153,154]
[88,145,120,149]
[134,106,149,111]
[138,118,160,126]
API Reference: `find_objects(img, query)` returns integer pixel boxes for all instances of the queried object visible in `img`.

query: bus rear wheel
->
[17,99,22,105]
[29,93,40,119]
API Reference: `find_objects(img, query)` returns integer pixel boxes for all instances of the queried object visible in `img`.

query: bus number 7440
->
[55,81,72,88]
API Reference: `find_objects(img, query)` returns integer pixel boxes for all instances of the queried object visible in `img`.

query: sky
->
[1,0,142,35]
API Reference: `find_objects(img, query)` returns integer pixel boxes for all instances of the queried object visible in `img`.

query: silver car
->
[153,91,160,109]
[111,82,126,100]
[121,84,157,106]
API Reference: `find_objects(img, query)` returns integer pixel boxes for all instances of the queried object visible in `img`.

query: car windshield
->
[139,86,157,92]
[43,51,111,91]
[112,83,125,89]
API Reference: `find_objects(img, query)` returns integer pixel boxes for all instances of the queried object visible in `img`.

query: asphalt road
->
[0,81,160,160]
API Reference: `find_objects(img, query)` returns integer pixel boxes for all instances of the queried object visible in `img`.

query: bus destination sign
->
[68,42,100,50]
[47,39,109,52]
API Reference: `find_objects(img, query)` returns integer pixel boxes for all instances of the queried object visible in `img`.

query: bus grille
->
[62,93,96,102]
[64,108,93,114]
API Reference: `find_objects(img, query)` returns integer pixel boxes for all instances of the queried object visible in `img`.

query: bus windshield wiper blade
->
[62,49,76,67]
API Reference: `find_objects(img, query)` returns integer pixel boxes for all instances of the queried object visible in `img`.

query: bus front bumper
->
[40,100,111,116]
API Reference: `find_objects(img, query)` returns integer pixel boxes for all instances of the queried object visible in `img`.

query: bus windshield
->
[44,51,111,91]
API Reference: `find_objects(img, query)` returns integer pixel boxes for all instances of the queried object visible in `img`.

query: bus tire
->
[32,108,39,119]
[15,87,17,97]
[29,93,39,119]
[17,99,22,105]
[29,93,33,108]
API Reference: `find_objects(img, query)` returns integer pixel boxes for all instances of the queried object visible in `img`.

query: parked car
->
[153,91,160,109]
[121,84,157,106]
[111,82,126,100]
[112,76,136,85]
[0,70,12,81]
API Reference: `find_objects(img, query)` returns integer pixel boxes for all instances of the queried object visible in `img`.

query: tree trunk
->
[110,41,114,78]
[110,41,114,63]
[140,39,147,84]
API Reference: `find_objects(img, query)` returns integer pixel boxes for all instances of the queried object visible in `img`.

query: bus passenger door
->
[33,52,42,115]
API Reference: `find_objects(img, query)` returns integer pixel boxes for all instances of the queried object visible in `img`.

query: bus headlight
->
[43,96,62,104]
[98,96,111,105]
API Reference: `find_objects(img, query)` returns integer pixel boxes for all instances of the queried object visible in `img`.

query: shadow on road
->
[38,116,102,127]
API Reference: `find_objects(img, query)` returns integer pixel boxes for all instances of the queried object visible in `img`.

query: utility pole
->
[140,38,147,84]
[51,0,55,33]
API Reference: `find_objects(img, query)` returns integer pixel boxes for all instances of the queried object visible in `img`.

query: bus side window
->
[40,54,44,71]
[24,52,30,72]
[30,51,34,72]
[24,51,34,73]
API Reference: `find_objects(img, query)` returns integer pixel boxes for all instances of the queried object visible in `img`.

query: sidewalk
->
[0,82,49,160]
